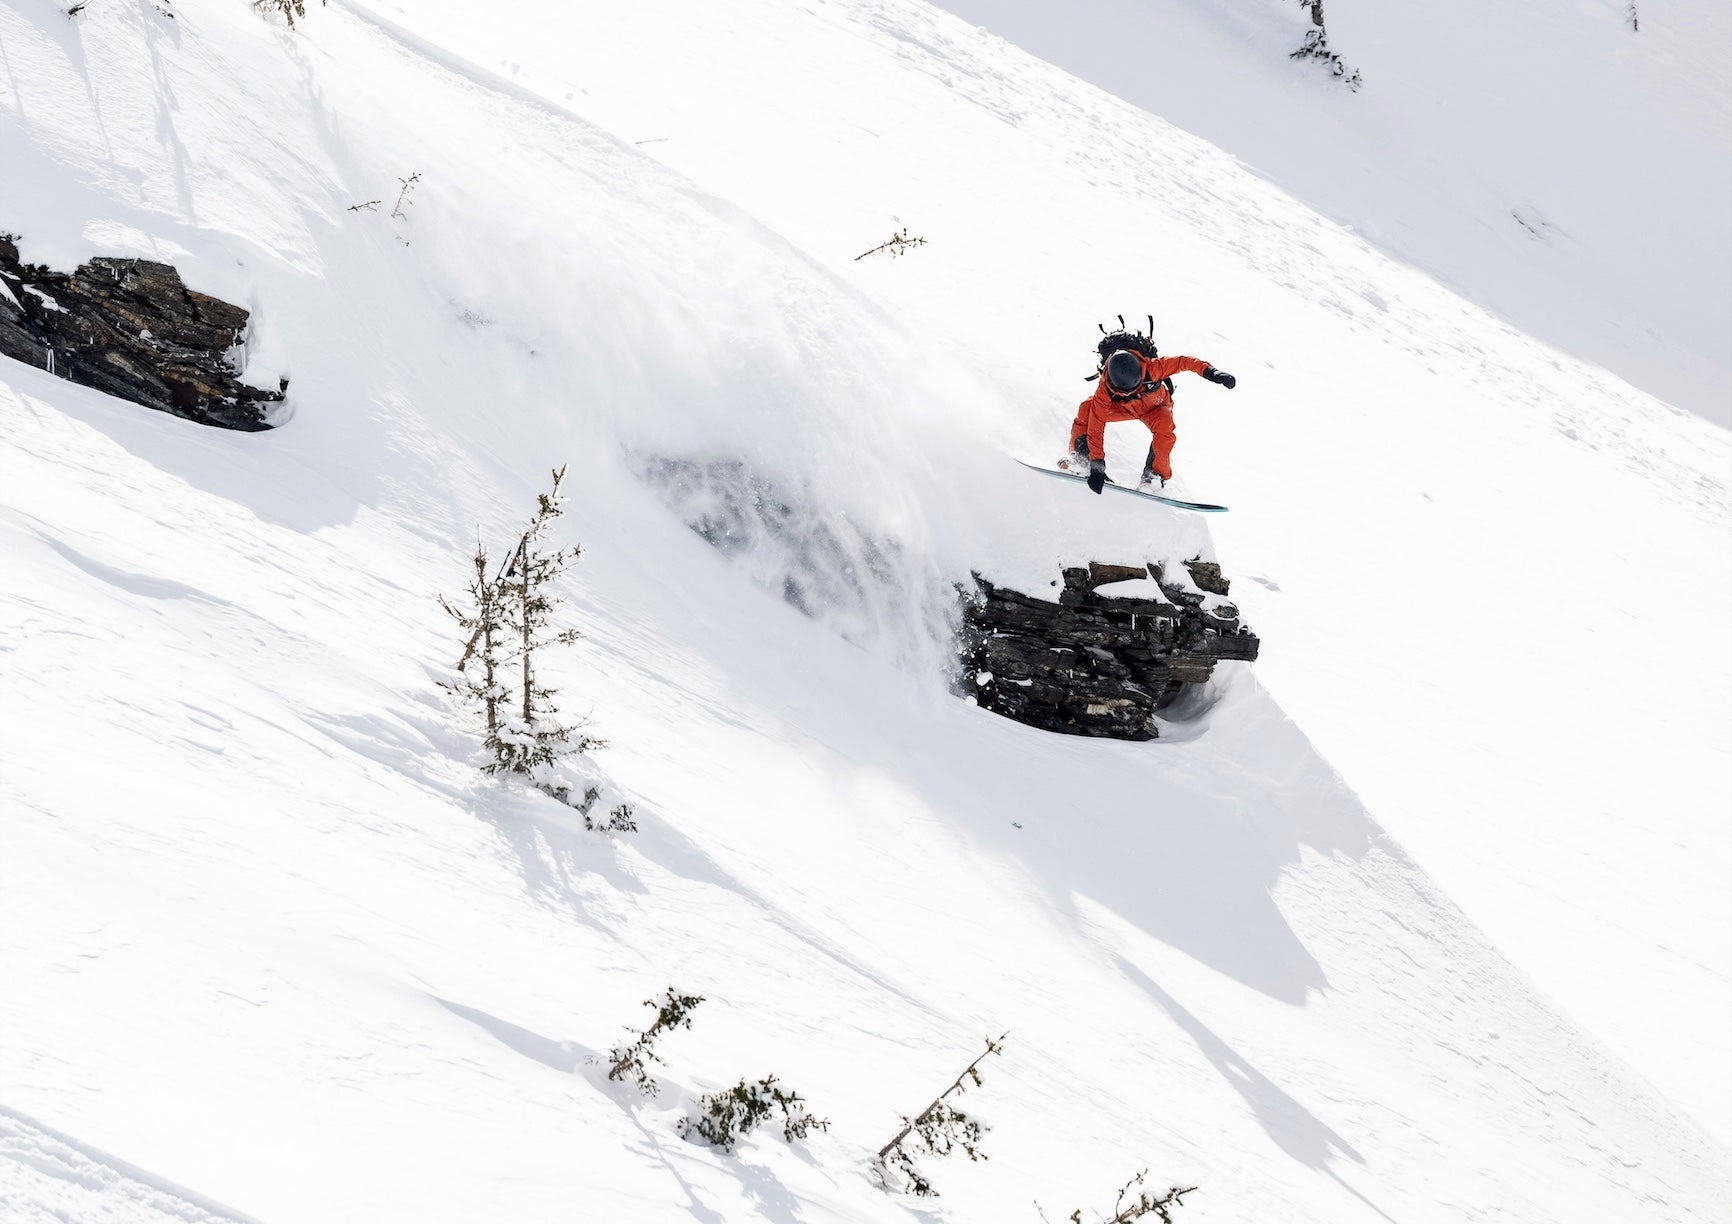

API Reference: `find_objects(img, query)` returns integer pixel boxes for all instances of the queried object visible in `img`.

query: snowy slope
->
[933,0,1732,426]
[332,0,1732,1147]
[2,1,1728,1222]
[1,1107,259,1224]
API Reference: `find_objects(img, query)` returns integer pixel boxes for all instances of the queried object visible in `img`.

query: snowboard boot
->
[1061,436,1090,474]
[1138,447,1165,492]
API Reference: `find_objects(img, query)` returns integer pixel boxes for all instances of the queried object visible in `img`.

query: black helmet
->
[1104,349,1144,395]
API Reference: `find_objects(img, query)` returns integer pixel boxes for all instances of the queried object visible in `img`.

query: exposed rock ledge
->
[961,560,1260,740]
[0,236,283,430]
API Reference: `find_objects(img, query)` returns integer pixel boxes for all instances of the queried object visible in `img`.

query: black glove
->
[1203,366,1236,390]
[1087,459,1107,494]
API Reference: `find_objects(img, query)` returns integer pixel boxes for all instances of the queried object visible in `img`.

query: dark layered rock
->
[961,559,1260,740]
[0,235,283,430]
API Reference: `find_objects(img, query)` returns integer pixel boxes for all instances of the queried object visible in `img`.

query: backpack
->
[1089,315,1174,394]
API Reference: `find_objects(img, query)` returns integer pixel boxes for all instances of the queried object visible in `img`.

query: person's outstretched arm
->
[1148,354,1234,388]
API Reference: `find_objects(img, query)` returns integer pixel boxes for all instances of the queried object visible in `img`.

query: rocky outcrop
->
[0,236,283,430]
[961,559,1260,740]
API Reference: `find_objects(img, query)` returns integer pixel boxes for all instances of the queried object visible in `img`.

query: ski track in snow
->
[1,0,1728,1221]
[0,1107,260,1224]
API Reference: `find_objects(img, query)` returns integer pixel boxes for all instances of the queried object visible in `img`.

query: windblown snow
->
[1,1,1727,1221]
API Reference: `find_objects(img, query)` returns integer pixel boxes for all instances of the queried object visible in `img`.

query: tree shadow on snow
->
[299,687,653,944]
[433,995,597,1074]
[1116,963,1405,1223]
[1119,960,1363,1171]
[624,793,947,1028]
[876,665,1385,1005]
[465,785,654,943]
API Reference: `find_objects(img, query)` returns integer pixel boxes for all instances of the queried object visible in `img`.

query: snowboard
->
[1016,459,1229,513]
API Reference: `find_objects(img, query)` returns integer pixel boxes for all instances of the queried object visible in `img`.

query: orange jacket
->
[1070,354,1212,470]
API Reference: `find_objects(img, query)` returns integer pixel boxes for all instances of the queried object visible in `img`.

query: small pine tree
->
[608,988,705,1095]
[443,466,600,780]
[876,1033,1005,1196]
[390,172,422,221]
[440,541,511,763]
[492,465,600,777]
[680,1076,828,1151]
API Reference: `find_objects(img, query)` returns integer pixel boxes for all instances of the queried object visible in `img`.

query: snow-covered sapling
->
[1059,1170,1196,1224]
[592,802,636,833]
[254,0,324,28]
[391,172,422,221]
[1290,0,1361,89]
[541,784,638,833]
[440,540,511,763]
[680,1076,828,1152]
[876,1033,1005,1196]
[443,466,600,780]
[493,465,601,777]
[854,226,928,261]
[608,988,704,1095]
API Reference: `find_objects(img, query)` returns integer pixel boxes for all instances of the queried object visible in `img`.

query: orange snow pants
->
[1069,400,1176,481]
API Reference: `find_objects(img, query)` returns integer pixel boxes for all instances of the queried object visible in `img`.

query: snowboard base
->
[1016,459,1228,513]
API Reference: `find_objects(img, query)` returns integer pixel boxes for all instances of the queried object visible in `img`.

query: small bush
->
[1290,1,1361,88]
[540,785,636,834]
[1060,1170,1196,1223]
[592,802,636,833]
[680,1076,828,1152]
[876,1033,1005,1196]
[607,988,704,1095]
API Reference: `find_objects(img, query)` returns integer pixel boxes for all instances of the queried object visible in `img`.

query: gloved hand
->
[1087,459,1108,494]
[1203,366,1236,390]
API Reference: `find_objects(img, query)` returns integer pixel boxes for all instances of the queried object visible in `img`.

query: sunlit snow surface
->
[931,0,1732,428]
[1,1,1728,1221]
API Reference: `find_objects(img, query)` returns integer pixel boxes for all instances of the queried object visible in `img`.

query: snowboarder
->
[1062,336,1236,494]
